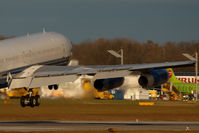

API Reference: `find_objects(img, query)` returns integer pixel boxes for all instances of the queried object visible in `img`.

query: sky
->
[0,0,199,44]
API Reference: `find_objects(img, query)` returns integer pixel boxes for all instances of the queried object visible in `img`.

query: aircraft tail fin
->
[166,68,176,79]
[166,68,182,83]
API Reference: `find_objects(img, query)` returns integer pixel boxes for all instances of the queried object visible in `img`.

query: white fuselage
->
[0,32,72,74]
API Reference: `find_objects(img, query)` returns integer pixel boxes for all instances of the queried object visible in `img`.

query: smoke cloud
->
[41,77,84,99]
[40,75,93,99]
[40,75,148,100]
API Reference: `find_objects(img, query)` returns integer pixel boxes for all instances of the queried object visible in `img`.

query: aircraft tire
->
[20,96,26,107]
[54,84,58,90]
[35,95,40,106]
[48,85,53,90]
[30,96,36,108]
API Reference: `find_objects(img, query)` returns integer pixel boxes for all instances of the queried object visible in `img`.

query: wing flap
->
[9,75,78,89]
[9,77,32,89]
[29,75,78,88]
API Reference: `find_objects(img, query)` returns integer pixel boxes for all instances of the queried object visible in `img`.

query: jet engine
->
[94,77,124,91]
[0,79,8,89]
[138,69,169,88]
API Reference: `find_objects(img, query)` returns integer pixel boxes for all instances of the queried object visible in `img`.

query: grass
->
[0,131,199,133]
[0,99,199,121]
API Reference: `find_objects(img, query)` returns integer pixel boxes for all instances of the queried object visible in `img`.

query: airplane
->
[166,68,196,94]
[0,31,195,107]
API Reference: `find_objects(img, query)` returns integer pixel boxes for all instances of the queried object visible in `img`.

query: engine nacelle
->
[94,77,124,92]
[0,79,8,89]
[138,69,169,88]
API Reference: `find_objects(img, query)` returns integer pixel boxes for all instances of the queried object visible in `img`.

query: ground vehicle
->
[162,82,182,100]
[0,88,40,107]
[94,90,114,100]
[82,78,114,100]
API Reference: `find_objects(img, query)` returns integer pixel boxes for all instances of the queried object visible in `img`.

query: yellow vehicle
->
[81,78,114,100]
[81,78,95,98]
[162,82,182,100]
[7,88,39,98]
[4,87,40,107]
[149,90,157,100]
[94,90,114,100]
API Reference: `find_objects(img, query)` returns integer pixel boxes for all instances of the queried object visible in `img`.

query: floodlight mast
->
[121,49,123,65]
[107,49,124,65]
[196,52,198,101]
[183,52,198,101]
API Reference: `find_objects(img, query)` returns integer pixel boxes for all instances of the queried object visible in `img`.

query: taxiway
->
[0,121,199,131]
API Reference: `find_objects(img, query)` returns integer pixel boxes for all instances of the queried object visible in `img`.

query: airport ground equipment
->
[162,82,182,101]
[82,78,114,100]
[139,102,155,106]
[10,88,40,107]
[149,90,157,100]
[94,90,114,100]
[110,89,124,100]
[81,78,95,99]
[0,87,40,107]
[19,88,40,107]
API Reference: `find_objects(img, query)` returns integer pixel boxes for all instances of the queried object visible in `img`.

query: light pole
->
[183,52,198,101]
[107,49,124,65]
[196,52,198,101]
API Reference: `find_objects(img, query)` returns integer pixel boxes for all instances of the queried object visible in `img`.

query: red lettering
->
[178,78,187,83]
[176,77,199,83]
[187,78,191,83]
[178,78,184,82]
[183,78,187,83]
[192,78,195,83]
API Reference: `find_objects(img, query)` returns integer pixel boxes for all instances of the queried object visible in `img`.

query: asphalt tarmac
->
[0,121,199,131]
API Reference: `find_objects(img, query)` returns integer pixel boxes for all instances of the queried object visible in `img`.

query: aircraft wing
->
[8,60,195,89]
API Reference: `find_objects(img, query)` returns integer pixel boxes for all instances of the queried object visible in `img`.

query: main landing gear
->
[48,84,59,90]
[20,88,40,108]
[19,85,59,108]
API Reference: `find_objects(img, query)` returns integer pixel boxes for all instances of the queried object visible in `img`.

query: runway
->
[0,121,199,131]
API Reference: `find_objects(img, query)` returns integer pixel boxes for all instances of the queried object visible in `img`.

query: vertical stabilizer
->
[166,68,182,83]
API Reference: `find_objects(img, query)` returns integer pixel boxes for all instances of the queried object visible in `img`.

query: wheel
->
[54,84,58,90]
[30,96,36,108]
[48,85,53,90]
[35,95,40,106]
[20,96,26,107]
